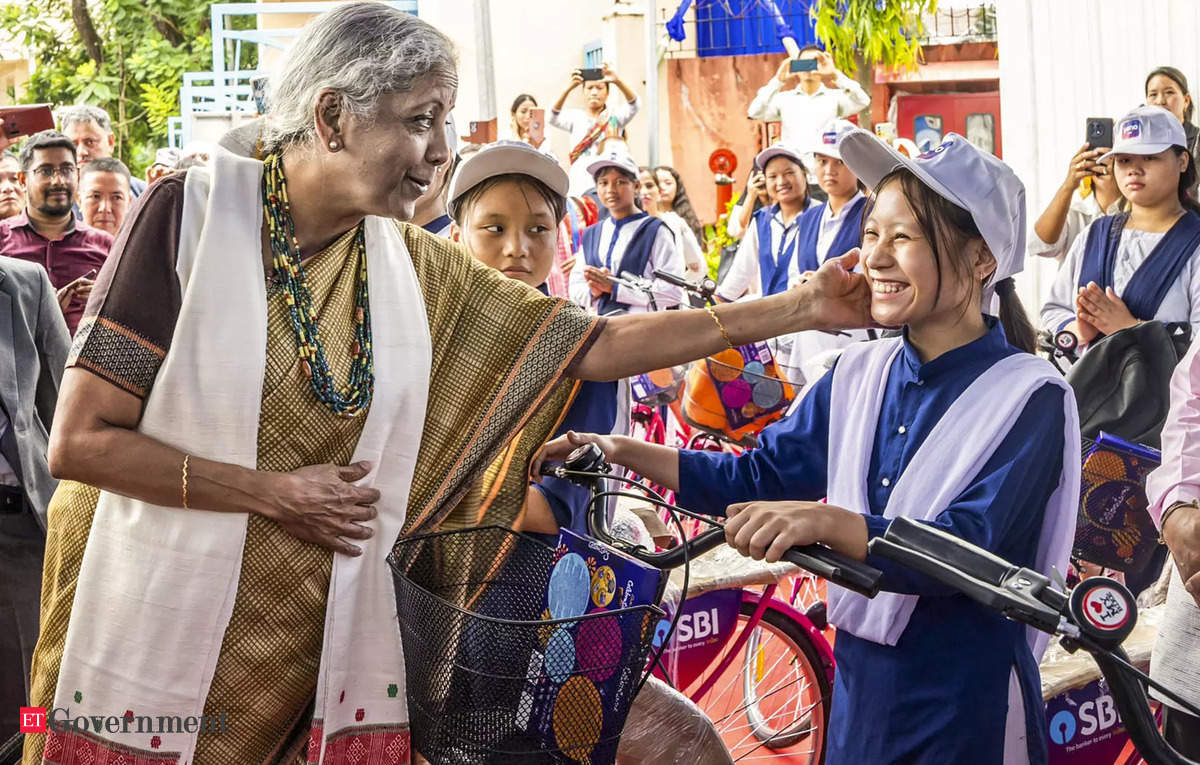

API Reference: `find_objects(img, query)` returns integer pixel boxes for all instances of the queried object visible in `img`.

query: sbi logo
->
[1049,710,1076,745]
[1049,694,1122,746]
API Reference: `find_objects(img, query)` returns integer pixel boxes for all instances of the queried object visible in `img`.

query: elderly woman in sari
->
[23,4,871,765]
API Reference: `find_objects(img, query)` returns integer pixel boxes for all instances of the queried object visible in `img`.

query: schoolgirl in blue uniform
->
[717,143,819,301]
[568,151,685,315]
[447,141,619,535]
[1042,105,1200,343]
[780,119,872,385]
[791,118,869,280]
[541,132,1081,764]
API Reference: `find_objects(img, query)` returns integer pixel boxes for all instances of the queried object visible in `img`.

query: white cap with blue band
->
[812,119,859,160]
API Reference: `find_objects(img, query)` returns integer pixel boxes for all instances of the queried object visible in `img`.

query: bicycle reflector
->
[1069,576,1137,648]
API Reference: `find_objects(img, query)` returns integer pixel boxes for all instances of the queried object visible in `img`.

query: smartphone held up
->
[789,58,819,73]
[1085,117,1113,152]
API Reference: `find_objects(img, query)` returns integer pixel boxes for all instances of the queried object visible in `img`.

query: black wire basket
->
[388,525,664,765]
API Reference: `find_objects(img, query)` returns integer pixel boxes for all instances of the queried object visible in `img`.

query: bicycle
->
[386,442,882,765]
[541,442,880,763]
[551,445,1200,765]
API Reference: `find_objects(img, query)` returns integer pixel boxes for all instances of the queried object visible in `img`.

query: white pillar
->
[474,0,497,121]
[644,0,658,166]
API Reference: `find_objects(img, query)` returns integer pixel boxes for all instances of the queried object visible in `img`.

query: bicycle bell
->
[1068,576,1137,648]
[564,442,609,474]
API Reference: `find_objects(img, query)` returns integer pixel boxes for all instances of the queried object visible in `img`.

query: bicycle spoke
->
[715,653,818,728]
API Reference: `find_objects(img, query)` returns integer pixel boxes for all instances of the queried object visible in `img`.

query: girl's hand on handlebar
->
[531,431,621,480]
[725,500,868,563]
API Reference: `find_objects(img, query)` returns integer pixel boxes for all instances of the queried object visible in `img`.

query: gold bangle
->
[705,306,735,349]
[181,454,190,509]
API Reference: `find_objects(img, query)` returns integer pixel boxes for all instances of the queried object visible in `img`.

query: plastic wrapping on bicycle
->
[867,517,1065,634]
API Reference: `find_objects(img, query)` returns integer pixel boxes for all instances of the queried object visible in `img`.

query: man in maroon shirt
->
[0,130,112,334]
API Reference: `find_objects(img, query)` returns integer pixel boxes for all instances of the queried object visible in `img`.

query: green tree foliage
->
[1,0,255,175]
[811,0,938,75]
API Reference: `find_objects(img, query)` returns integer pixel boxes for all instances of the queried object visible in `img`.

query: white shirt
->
[569,215,685,314]
[747,74,870,169]
[1041,221,1200,338]
[659,211,705,277]
[549,98,642,197]
[1028,189,1123,262]
[717,206,806,301]
[0,409,19,487]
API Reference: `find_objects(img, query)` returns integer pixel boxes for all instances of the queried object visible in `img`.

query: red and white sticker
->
[1082,585,1130,631]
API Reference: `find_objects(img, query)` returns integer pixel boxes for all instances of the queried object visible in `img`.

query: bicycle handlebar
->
[541,443,883,598]
[651,269,718,303]
[868,516,1198,765]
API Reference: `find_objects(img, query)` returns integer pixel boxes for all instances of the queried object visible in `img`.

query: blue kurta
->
[677,318,1065,765]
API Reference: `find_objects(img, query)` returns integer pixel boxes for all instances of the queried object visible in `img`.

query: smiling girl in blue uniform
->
[540,132,1081,764]
[716,143,818,301]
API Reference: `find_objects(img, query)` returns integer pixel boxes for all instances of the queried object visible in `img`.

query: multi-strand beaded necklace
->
[262,152,373,418]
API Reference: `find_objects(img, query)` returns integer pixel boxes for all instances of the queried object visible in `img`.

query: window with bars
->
[584,40,604,68]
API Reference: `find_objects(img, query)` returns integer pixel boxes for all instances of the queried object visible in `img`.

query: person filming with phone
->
[550,62,641,197]
[747,45,869,190]
[1029,118,1123,262]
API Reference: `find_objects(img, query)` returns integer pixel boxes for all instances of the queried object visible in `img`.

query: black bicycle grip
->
[782,545,882,598]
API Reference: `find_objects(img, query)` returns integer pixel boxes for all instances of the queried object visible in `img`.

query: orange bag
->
[682,342,795,446]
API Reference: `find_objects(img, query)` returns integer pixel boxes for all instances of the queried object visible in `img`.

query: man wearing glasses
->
[0,130,113,334]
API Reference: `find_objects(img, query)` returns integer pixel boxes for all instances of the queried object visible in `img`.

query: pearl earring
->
[329,140,339,150]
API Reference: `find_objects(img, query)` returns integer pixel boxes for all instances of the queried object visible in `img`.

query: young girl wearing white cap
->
[445,140,622,536]
[568,151,685,315]
[775,119,872,386]
[541,132,1079,765]
[717,144,817,301]
[791,119,868,279]
[1042,104,1200,344]
[445,141,738,763]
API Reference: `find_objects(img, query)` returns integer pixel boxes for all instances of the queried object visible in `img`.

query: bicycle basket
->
[631,365,686,406]
[388,526,663,764]
[682,342,796,446]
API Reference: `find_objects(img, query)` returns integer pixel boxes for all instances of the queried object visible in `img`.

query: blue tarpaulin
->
[667,0,818,57]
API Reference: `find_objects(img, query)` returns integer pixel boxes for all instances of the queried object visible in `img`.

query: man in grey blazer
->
[0,256,68,738]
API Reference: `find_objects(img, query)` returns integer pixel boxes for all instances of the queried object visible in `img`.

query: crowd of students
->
[3,3,1200,763]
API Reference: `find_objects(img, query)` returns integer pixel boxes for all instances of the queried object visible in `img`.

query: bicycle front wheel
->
[686,598,832,763]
